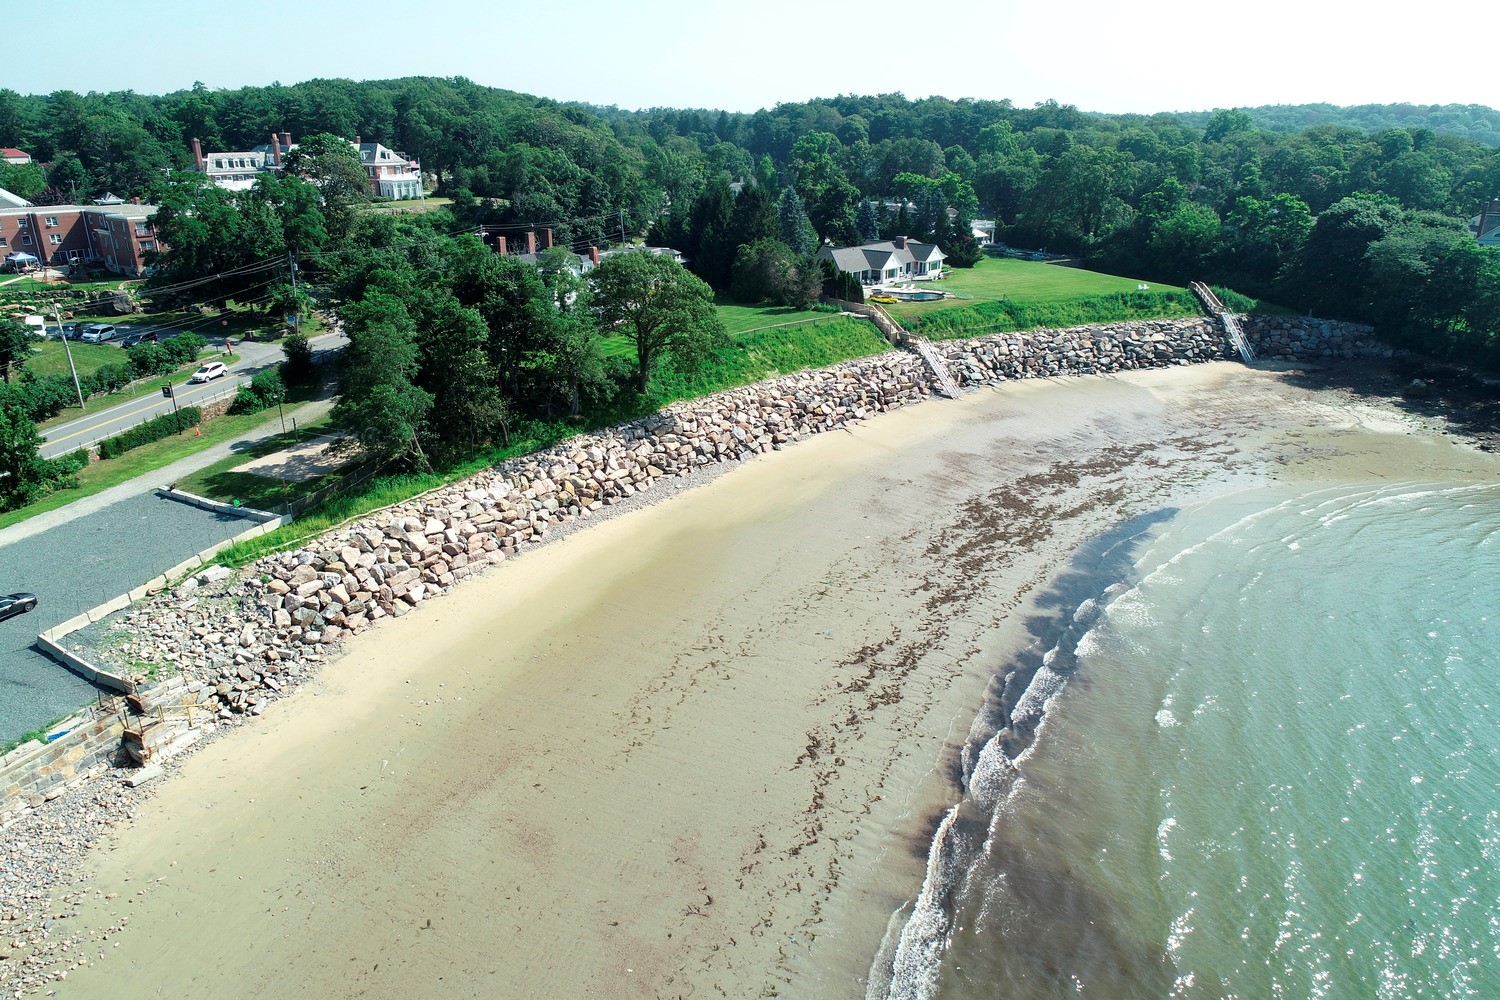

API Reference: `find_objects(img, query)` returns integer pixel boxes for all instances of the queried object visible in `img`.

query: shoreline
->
[2,354,1495,998]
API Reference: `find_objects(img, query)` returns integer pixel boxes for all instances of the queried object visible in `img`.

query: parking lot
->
[0,492,263,745]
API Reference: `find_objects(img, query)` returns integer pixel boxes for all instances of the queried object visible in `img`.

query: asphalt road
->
[38,330,347,459]
[0,493,264,745]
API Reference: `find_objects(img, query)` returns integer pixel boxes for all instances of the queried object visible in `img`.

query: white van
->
[80,323,119,343]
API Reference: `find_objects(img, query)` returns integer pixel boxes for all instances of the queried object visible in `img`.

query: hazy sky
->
[4,0,1495,114]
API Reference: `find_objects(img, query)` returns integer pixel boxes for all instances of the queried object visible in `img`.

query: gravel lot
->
[0,493,260,745]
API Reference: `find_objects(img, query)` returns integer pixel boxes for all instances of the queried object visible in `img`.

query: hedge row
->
[96,406,202,459]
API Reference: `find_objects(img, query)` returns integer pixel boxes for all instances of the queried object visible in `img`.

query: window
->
[135,224,151,236]
[44,216,58,227]
[21,234,31,245]
[140,241,156,252]
[0,237,6,247]
[49,234,62,245]
[16,217,27,228]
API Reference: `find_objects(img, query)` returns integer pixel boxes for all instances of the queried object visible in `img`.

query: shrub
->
[126,342,173,379]
[81,363,130,397]
[96,406,202,459]
[162,331,206,367]
[229,366,286,415]
[281,332,316,385]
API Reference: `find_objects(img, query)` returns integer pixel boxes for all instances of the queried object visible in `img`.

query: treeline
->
[10,77,1498,361]
[1172,103,1500,147]
[604,95,1500,363]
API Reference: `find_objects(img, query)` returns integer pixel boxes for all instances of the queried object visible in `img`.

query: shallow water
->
[876,480,1500,1000]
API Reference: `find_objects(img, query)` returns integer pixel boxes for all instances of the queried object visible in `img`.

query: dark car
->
[119,331,159,348]
[0,592,38,622]
[50,323,79,340]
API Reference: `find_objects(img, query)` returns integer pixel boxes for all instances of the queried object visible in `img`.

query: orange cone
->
[194,426,202,437]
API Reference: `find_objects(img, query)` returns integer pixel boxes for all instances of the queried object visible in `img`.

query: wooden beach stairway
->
[838,297,964,399]
[1190,281,1256,364]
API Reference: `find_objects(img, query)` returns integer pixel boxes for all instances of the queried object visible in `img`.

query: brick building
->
[0,202,160,275]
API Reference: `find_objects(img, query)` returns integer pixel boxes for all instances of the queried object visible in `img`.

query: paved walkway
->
[0,397,335,548]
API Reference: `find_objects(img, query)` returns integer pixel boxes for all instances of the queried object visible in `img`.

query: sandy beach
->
[32,362,1487,999]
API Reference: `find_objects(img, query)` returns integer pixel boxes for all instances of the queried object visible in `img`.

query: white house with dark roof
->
[189,132,423,199]
[816,236,945,285]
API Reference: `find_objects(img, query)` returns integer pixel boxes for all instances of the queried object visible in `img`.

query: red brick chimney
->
[588,246,599,265]
[496,236,507,255]
[892,235,908,250]
[191,138,204,172]
[281,132,292,149]
[354,135,361,146]
[525,231,537,254]
[541,228,553,250]
[271,133,282,166]
[131,197,140,205]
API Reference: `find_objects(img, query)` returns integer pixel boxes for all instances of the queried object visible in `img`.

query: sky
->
[3,0,1496,115]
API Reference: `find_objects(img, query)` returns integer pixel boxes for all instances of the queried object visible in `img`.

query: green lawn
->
[715,301,833,336]
[884,258,1187,321]
[879,258,1204,341]
[25,340,126,378]
[0,395,325,531]
[601,301,851,360]
[365,197,453,214]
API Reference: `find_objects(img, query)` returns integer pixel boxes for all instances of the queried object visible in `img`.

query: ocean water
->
[871,480,1500,1000]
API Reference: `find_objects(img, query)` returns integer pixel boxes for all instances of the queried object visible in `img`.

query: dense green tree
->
[0,320,34,384]
[0,402,75,512]
[589,250,726,392]
[332,288,433,464]
[1285,194,1404,317]
[731,239,822,308]
[281,132,370,237]
[1220,193,1314,288]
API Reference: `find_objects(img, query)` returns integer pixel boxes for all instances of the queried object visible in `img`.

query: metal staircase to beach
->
[1190,281,1256,364]
[912,336,964,399]
[861,300,964,399]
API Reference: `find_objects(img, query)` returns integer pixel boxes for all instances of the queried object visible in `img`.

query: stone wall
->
[0,679,215,825]
[1242,315,1389,361]
[15,313,1395,784]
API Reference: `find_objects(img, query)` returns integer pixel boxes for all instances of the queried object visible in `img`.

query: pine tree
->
[855,199,880,243]
[778,186,818,256]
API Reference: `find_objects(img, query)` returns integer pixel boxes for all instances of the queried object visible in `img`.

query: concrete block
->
[122,764,164,788]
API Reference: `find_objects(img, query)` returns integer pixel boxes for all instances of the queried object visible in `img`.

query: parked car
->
[188,361,228,383]
[80,323,119,343]
[0,593,38,622]
[49,322,79,340]
[119,331,159,348]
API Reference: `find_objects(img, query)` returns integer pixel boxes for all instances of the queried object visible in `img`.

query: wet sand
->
[42,363,1482,999]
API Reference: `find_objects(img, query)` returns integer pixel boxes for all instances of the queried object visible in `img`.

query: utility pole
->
[619,209,626,246]
[287,251,300,335]
[53,306,85,411]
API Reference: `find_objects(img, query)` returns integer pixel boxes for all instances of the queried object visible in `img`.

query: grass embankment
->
[215,315,890,568]
[215,261,1258,567]
[0,391,321,532]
